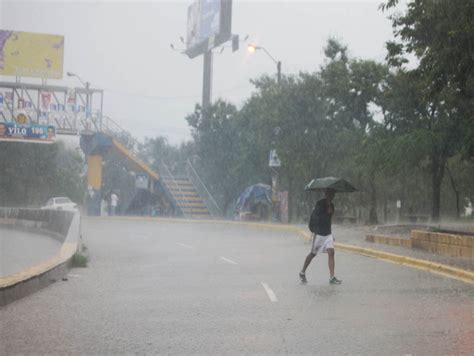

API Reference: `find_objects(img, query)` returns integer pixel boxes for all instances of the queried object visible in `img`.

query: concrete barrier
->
[411,230,474,258]
[0,208,82,306]
[366,234,412,248]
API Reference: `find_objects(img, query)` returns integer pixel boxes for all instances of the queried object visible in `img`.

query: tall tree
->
[381,0,474,220]
[186,100,245,213]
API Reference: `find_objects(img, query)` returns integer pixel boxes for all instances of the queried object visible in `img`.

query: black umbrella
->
[305,177,357,193]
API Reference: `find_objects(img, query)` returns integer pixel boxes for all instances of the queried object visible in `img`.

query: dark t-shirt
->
[308,198,334,236]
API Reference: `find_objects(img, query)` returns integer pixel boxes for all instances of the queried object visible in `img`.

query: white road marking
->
[261,282,278,302]
[177,243,193,249]
[68,274,83,278]
[219,256,238,265]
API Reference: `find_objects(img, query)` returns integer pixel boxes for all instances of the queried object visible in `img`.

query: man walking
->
[299,188,342,284]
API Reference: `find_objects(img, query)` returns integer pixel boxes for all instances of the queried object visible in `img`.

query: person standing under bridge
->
[110,191,119,216]
[299,188,342,285]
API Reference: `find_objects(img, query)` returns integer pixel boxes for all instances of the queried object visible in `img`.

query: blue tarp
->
[234,183,272,213]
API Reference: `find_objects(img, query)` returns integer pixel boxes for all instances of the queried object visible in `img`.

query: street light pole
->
[85,81,90,119]
[67,71,94,129]
[247,43,283,221]
[248,44,281,85]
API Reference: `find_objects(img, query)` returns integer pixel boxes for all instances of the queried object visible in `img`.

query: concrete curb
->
[0,212,82,306]
[91,216,474,284]
[335,243,474,284]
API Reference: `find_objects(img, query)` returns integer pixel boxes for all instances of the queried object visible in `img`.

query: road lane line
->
[177,243,193,249]
[219,257,238,265]
[261,282,278,302]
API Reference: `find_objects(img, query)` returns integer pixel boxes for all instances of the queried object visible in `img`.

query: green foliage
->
[186,100,256,212]
[382,0,474,99]
[138,136,195,175]
[0,141,83,207]
[71,252,88,268]
[381,0,474,220]
[178,39,393,221]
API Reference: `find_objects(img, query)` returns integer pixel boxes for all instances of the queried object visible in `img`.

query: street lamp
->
[67,71,91,116]
[67,71,88,87]
[67,71,96,130]
[247,44,283,220]
[247,43,281,84]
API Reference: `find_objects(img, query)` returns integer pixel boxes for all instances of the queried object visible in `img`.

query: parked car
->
[41,197,78,211]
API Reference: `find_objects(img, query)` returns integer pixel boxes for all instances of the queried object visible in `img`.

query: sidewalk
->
[331,224,474,272]
[0,227,62,277]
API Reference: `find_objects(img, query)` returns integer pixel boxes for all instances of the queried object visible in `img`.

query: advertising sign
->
[269,149,281,167]
[186,2,200,50]
[16,113,29,125]
[0,122,56,143]
[0,30,64,79]
[185,0,232,58]
[41,92,51,112]
[199,0,222,43]
[0,93,3,110]
[135,173,149,189]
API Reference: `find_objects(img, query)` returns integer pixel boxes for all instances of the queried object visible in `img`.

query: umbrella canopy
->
[305,177,357,193]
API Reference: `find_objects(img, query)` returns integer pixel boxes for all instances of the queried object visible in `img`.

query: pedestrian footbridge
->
[0,81,218,218]
[80,129,216,218]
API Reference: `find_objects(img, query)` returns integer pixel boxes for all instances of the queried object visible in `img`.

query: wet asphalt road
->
[1,218,473,355]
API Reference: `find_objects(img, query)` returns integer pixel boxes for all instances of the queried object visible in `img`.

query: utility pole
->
[202,50,213,112]
[277,60,281,85]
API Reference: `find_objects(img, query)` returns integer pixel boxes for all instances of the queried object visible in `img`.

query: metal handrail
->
[101,115,140,156]
[186,158,221,217]
[160,162,189,218]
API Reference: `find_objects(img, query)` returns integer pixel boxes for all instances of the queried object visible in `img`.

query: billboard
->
[0,122,56,144]
[0,30,64,79]
[186,0,232,58]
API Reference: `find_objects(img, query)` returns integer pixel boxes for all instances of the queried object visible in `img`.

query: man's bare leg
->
[327,249,342,284]
[328,248,335,277]
[300,252,316,283]
[302,252,316,274]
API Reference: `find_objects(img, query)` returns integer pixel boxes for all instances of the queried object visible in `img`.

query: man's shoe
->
[329,276,342,285]
[299,272,307,283]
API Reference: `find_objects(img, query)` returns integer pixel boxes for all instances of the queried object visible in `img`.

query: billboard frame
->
[185,0,232,59]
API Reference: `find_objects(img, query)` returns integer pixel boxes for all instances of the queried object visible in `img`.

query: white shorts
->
[310,233,335,255]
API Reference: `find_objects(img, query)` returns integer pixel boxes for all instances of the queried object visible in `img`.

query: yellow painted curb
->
[0,243,77,289]
[335,243,474,285]
[0,213,81,290]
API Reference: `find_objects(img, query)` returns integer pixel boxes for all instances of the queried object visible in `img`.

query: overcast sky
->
[0,0,401,144]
